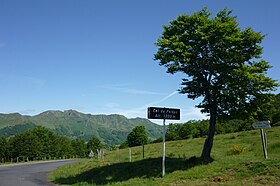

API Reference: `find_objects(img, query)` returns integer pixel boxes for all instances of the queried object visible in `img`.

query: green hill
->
[0,113,30,127]
[50,126,280,185]
[0,110,162,145]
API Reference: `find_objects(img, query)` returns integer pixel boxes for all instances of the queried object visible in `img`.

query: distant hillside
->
[0,110,162,145]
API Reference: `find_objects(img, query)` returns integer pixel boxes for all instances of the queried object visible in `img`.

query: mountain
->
[0,110,163,145]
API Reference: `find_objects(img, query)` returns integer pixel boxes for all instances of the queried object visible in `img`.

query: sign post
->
[162,118,166,177]
[260,128,268,159]
[148,107,180,177]
[252,121,271,159]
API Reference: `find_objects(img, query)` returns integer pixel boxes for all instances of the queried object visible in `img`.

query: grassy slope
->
[49,127,280,185]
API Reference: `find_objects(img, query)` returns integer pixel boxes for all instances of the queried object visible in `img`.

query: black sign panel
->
[148,107,180,120]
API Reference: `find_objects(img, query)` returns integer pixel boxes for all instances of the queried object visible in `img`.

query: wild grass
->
[49,127,280,185]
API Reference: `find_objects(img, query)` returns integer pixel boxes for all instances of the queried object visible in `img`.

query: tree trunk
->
[201,107,217,162]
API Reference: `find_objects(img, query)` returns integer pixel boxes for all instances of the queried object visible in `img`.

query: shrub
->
[230,145,245,155]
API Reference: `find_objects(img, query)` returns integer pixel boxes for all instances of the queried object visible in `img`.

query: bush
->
[230,145,245,155]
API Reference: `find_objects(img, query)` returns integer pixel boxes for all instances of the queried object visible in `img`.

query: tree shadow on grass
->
[53,156,212,185]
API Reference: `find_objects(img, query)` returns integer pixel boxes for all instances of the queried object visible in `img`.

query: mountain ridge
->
[0,110,162,145]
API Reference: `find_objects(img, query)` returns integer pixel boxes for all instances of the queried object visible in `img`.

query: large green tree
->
[154,8,279,161]
[127,126,148,147]
[87,136,103,153]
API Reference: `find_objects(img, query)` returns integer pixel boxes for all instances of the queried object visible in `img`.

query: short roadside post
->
[129,148,132,162]
[89,150,94,158]
[252,121,271,159]
[148,107,180,177]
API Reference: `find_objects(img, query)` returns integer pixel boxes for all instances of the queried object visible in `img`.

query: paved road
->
[0,160,78,186]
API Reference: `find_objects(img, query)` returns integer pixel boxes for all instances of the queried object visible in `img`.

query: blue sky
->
[0,0,279,124]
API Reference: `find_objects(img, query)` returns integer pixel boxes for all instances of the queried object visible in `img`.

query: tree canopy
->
[87,136,103,153]
[127,126,148,147]
[154,7,279,161]
[0,127,88,161]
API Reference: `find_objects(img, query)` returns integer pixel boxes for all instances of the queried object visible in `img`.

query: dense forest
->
[0,127,102,162]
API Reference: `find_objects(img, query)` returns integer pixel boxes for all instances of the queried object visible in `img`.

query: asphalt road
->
[0,159,78,186]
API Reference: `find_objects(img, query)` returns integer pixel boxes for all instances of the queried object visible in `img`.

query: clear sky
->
[0,0,279,124]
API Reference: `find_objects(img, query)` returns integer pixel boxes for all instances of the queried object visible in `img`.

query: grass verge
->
[49,127,280,185]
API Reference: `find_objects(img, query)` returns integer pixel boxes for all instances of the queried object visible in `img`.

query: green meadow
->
[49,126,280,185]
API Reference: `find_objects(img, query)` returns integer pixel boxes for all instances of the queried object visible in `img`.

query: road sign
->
[252,121,271,159]
[147,106,180,177]
[252,121,271,129]
[147,107,180,120]
[89,150,94,158]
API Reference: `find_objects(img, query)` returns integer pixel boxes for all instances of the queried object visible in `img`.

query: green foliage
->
[227,94,277,123]
[164,120,208,142]
[230,144,245,155]
[178,121,196,139]
[271,94,280,126]
[0,136,7,159]
[51,135,74,158]
[127,126,148,147]
[87,136,103,153]
[119,141,128,149]
[165,120,207,141]
[272,112,280,126]
[155,8,278,114]
[71,139,87,158]
[9,127,47,159]
[154,7,279,160]
[165,123,180,141]
[164,119,250,142]
[1,127,86,161]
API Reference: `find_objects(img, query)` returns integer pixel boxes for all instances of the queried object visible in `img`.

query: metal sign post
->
[147,107,180,177]
[260,128,268,159]
[252,121,271,159]
[162,118,166,177]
